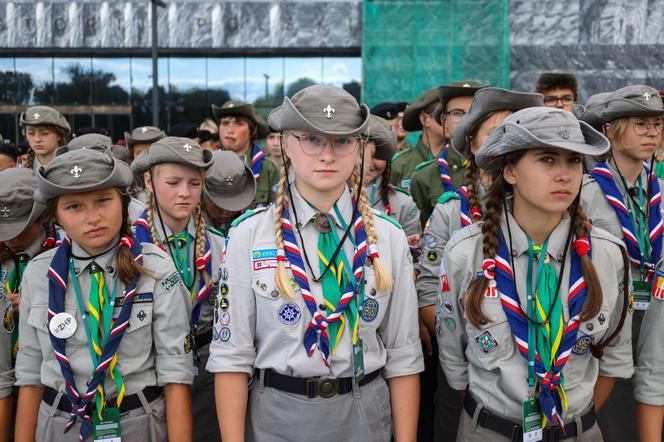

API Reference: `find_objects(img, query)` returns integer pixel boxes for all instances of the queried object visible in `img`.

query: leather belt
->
[259,369,380,399]
[43,386,163,414]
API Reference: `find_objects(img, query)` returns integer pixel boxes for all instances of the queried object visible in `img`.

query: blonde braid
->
[351,161,393,292]
[194,204,210,286]
[145,191,161,245]
[274,157,294,299]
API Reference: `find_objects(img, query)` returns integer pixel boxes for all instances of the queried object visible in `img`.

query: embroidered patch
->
[572,335,593,355]
[597,313,605,325]
[427,250,438,262]
[439,261,450,292]
[475,329,500,353]
[160,271,182,293]
[219,283,230,297]
[136,310,147,321]
[443,298,454,314]
[116,292,153,307]
[360,298,380,322]
[219,297,230,310]
[444,317,456,331]
[278,303,302,325]
[423,233,437,250]
[400,179,411,189]
[220,267,228,281]
[184,334,192,353]
[213,328,220,341]
[2,303,14,333]
[219,311,231,326]
[252,248,282,271]
[220,327,231,342]
[435,310,444,337]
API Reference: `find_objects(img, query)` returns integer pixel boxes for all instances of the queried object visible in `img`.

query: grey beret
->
[19,106,71,136]
[364,115,397,161]
[476,107,610,170]
[211,100,269,139]
[124,126,166,149]
[56,133,113,156]
[205,151,256,212]
[452,88,544,156]
[268,85,369,137]
[0,168,46,241]
[579,92,612,131]
[34,149,133,204]
[599,85,664,123]
[130,136,214,175]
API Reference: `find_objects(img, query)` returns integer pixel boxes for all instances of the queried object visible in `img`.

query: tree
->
[33,64,129,105]
[286,77,317,97]
[0,71,33,104]
[342,80,361,103]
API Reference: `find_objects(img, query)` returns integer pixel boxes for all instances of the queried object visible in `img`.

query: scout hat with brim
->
[402,87,439,131]
[0,168,46,241]
[131,136,214,176]
[204,150,256,212]
[124,126,166,149]
[594,85,664,124]
[34,149,133,204]
[364,115,397,161]
[433,80,485,125]
[212,100,269,138]
[476,107,610,171]
[268,84,369,137]
[452,88,544,156]
[579,92,612,131]
[55,133,113,156]
[19,105,71,137]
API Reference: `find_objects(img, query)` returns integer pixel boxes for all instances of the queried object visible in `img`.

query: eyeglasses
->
[631,120,664,136]
[445,109,466,121]
[291,134,359,156]
[543,95,575,106]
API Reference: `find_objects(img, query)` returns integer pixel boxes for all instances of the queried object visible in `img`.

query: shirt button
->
[319,303,326,311]
[586,323,594,331]
[270,290,279,299]
[370,288,377,296]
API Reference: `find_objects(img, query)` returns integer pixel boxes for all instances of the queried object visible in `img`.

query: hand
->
[418,316,433,357]
[406,234,420,249]
[5,292,19,314]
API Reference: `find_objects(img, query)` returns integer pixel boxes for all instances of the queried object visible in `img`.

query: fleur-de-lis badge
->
[70,165,83,179]
[323,104,335,119]
[558,126,570,140]
[183,143,192,152]
[0,206,9,218]
[33,112,40,119]
[140,127,148,133]
[224,176,235,186]
[643,91,652,101]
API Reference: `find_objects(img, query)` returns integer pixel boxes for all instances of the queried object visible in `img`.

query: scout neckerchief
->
[591,162,663,280]
[48,235,142,441]
[133,210,212,330]
[250,144,266,181]
[278,194,374,366]
[436,185,482,228]
[437,146,457,194]
[482,230,590,430]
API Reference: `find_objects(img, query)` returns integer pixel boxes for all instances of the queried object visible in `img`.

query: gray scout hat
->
[579,92,612,131]
[55,133,113,156]
[268,84,369,137]
[595,85,664,123]
[452,88,544,156]
[34,149,133,204]
[204,150,256,212]
[476,107,610,171]
[19,106,71,137]
[124,126,166,149]
[364,115,397,161]
[433,80,485,125]
[109,145,130,164]
[130,136,214,175]
[212,100,269,139]
[402,87,439,132]
[0,168,46,241]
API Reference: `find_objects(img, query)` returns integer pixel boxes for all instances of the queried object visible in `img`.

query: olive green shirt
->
[243,148,280,210]
[409,144,466,227]
[389,136,434,190]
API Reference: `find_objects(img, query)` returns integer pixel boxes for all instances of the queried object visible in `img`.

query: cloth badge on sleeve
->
[423,233,437,250]
[435,310,443,337]
[439,261,450,292]
[400,179,411,189]
[219,297,230,310]
[360,298,380,322]
[475,329,500,353]
[219,327,231,342]
[278,303,302,325]
[653,271,664,300]
[160,271,182,293]
[252,248,287,271]
[572,335,594,355]
[2,303,14,333]
[219,311,231,326]
[427,250,438,262]
[444,317,456,330]
[443,297,454,314]
[116,292,153,307]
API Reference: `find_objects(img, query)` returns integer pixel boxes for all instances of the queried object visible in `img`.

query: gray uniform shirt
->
[207,185,424,379]
[15,241,195,395]
[438,212,633,421]
[366,180,421,237]
[128,197,146,224]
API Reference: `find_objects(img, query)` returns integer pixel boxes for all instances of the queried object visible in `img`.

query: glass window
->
[52,58,93,105]
[207,57,244,103]
[245,57,284,117]
[0,58,15,105]
[15,57,54,105]
[284,57,322,97]
[129,57,169,128]
[323,57,362,101]
[91,58,131,105]
[167,57,207,127]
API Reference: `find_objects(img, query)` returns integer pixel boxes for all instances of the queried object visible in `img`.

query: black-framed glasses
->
[291,133,359,156]
[543,95,575,106]
[630,119,664,136]
[444,109,466,121]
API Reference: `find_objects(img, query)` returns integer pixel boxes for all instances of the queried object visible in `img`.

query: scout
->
[20,106,71,170]
[203,150,257,237]
[579,84,664,439]
[535,72,579,113]
[394,102,411,152]
[264,127,284,168]
[208,85,424,442]
[415,88,543,441]
[409,81,483,227]
[131,137,223,442]
[439,107,632,441]
[124,126,166,164]
[363,114,421,239]
[212,100,279,209]
[14,149,193,442]
[389,87,446,190]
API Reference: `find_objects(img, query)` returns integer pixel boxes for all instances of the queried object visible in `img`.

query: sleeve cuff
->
[383,340,424,379]
[634,367,664,405]
[14,354,43,387]
[418,292,436,308]
[206,343,255,375]
[440,356,468,390]
[598,343,634,379]
[155,353,195,386]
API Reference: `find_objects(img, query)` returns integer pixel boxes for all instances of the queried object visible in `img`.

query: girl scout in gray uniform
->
[208,85,424,442]
[363,114,421,240]
[14,149,194,442]
[439,107,633,441]
[131,137,224,442]
[19,106,71,170]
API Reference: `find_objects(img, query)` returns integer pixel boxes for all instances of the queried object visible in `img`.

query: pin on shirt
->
[49,312,77,339]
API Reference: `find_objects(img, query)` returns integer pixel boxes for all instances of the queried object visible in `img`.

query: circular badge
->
[219,283,229,297]
[278,303,302,325]
[219,297,230,310]
[220,267,228,281]
[443,299,454,314]
[427,250,438,262]
[219,311,231,326]
[360,298,380,322]
[2,303,14,333]
[444,317,456,331]
[49,312,77,339]
[572,335,593,355]
[220,327,231,342]
[213,328,220,341]
[423,234,437,250]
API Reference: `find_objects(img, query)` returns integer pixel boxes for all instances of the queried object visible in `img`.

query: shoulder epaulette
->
[231,206,270,228]
[389,184,411,196]
[391,150,405,162]
[414,159,435,172]
[205,225,225,237]
[371,208,403,230]
[437,190,460,205]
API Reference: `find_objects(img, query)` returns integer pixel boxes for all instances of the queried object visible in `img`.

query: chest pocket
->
[359,266,389,329]
[465,300,515,367]
[120,294,154,358]
[252,271,304,330]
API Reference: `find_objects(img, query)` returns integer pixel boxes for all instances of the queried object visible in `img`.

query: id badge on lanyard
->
[632,279,651,311]
[93,407,122,442]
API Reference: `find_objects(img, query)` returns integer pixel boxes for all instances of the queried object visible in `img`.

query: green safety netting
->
[362,0,510,108]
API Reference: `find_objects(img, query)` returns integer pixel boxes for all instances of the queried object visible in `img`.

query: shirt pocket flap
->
[27,305,49,332]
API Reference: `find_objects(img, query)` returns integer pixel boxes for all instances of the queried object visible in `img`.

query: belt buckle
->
[318,379,339,398]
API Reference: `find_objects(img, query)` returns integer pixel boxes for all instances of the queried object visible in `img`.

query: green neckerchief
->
[619,174,651,274]
[656,158,664,180]
[6,253,28,360]
[166,232,194,288]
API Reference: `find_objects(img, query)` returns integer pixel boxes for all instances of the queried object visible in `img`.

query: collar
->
[500,210,572,263]
[70,238,119,276]
[606,162,649,198]
[414,136,433,162]
[152,211,197,243]
[289,183,354,231]
[23,232,46,258]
